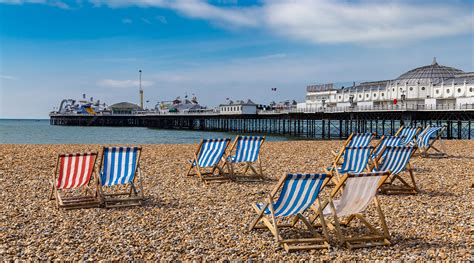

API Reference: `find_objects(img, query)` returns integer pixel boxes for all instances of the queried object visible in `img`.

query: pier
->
[50,106,474,140]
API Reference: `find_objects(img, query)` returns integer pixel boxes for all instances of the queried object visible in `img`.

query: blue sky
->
[0,0,473,118]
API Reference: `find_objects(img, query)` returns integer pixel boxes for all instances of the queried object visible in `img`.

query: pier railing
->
[50,103,474,117]
[291,103,474,114]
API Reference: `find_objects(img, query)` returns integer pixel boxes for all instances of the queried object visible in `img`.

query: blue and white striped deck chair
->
[225,136,265,180]
[313,172,391,249]
[371,146,418,194]
[416,126,447,157]
[332,133,374,165]
[371,136,403,160]
[186,138,231,182]
[347,133,373,147]
[396,126,421,146]
[249,173,331,251]
[99,146,144,207]
[328,146,374,183]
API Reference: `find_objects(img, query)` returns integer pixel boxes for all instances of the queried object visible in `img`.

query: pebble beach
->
[1,140,473,261]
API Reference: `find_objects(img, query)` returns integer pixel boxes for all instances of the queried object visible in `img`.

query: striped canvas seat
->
[373,146,416,175]
[371,136,402,159]
[193,138,230,167]
[229,136,264,163]
[100,147,139,186]
[335,147,373,174]
[347,133,373,147]
[371,146,418,194]
[187,138,231,182]
[417,126,443,148]
[398,127,419,145]
[56,153,97,189]
[256,174,326,216]
[250,173,331,251]
[50,152,100,210]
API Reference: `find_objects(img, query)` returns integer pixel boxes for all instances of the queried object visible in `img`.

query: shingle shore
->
[1,141,472,261]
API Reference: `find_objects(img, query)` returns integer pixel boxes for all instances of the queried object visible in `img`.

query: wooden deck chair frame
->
[331,132,375,165]
[417,125,447,158]
[327,146,373,185]
[223,135,266,181]
[370,146,418,194]
[98,146,144,208]
[248,174,332,252]
[186,139,230,183]
[312,172,391,249]
[49,152,101,210]
[394,125,404,137]
[369,135,387,163]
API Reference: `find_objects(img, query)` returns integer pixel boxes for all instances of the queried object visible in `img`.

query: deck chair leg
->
[329,199,345,244]
[248,163,259,177]
[249,203,267,231]
[341,214,357,226]
[49,182,55,201]
[195,165,204,180]
[257,157,264,177]
[186,163,194,176]
[317,199,330,241]
[408,165,418,192]
[297,214,318,236]
[243,163,250,175]
[268,197,280,243]
[374,196,390,239]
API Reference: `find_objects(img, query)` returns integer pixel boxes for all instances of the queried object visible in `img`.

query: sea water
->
[0,119,290,144]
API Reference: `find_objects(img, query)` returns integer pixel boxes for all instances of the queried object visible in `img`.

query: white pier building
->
[298,58,474,111]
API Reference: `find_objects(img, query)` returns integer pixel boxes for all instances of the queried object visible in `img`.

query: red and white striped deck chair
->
[49,152,100,210]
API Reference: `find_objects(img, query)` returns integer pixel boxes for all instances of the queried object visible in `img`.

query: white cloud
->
[0,74,17,80]
[90,0,259,27]
[262,0,473,45]
[0,0,69,8]
[97,79,154,88]
[155,15,167,24]
[121,18,132,24]
[2,0,473,45]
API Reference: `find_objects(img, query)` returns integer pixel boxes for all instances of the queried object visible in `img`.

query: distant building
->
[219,99,257,115]
[109,102,143,114]
[157,96,207,113]
[299,58,474,110]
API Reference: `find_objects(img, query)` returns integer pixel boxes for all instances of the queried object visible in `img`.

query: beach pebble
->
[0,141,472,260]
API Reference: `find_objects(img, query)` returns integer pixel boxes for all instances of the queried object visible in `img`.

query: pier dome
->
[394,57,464,85]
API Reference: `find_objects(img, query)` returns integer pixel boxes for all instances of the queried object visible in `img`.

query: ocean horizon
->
[0,119,291,144]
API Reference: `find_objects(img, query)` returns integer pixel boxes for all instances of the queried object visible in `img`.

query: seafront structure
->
[50,59,474,140]
[299,58,474,111]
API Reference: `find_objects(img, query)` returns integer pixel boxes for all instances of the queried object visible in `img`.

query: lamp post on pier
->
[139,70,144,109]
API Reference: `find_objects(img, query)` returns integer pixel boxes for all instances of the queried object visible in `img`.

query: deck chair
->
[395,126,421,146]
[416,126,447,157]
[327,146,373,184]
[49,152,101,210]
[313,172,391,249]
[98,146,144,208]
[331,133,374,165]
[186,138,231,182]
[370,136,403,160]
[371,146,418,194]
[224,136,265,181]
[249,173,331,251]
